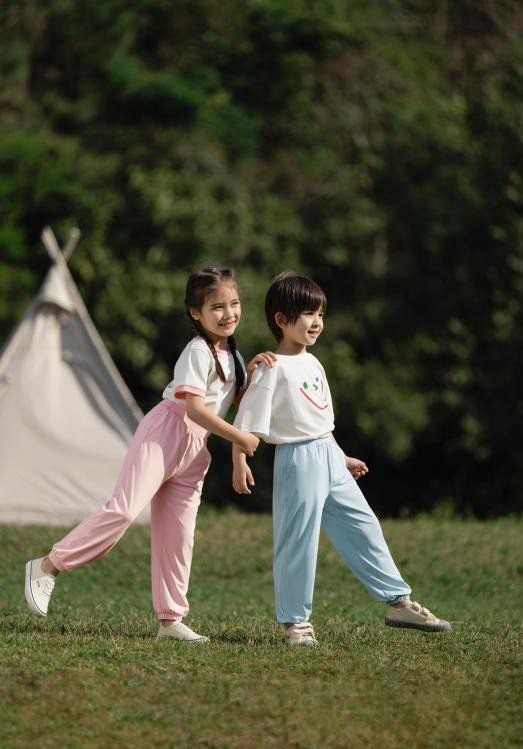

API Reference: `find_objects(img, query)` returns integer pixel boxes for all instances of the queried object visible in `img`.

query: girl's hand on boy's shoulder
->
[246,351,277,380]
[345,456,369,480]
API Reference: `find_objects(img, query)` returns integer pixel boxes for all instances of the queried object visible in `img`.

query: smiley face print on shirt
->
[299,375,329,410]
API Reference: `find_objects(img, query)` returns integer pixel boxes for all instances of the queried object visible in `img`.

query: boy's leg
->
[321,444,411,603]
[273,440,329,624]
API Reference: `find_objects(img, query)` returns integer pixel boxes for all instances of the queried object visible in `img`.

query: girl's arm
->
[185,394,259,456]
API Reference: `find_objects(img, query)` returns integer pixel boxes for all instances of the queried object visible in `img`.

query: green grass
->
[1,511,522,748]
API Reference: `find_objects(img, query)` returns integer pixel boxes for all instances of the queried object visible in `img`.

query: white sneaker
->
[385,601,451,632]
[25,558,56,617]
[284,621,318,646]
[157,621,210,643]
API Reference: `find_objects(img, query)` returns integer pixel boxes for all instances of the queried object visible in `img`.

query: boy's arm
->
[330,434,369,480]
[232,361,275,494]
[235,351,276,406]
[232,443,256,495]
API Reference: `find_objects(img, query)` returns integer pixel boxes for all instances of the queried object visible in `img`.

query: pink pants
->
[49,400,211,620]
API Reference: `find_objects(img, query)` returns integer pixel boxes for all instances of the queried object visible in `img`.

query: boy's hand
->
[232,442,256,493]
[246,351,277,381]
[233,461,255,494]
[346,456,369,480]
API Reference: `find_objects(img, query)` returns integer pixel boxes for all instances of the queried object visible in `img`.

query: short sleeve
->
[233,364,275,440]
[172,341,212,399]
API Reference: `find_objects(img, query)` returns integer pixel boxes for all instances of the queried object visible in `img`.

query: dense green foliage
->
[1,1,522,515]
[1,514,522,747]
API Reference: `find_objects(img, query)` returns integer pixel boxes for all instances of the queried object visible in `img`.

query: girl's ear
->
[275,312,288,330]
[188,307,200,321]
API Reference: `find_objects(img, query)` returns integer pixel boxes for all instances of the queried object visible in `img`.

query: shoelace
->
[411,602,431,618]
[167,621,203,638]
[290,622,316,638]
[42,576,55,597]
[174,622,193,636]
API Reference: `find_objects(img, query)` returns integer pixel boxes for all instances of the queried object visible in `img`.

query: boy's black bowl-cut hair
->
[265,272,327,342]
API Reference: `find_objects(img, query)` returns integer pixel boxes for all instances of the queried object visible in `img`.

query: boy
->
[233,272,451,646]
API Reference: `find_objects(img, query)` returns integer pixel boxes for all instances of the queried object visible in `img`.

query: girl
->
[25,267,274,643]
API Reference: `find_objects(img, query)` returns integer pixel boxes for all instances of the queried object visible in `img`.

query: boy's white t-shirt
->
[163,337,245,419]
[234,352,335,444]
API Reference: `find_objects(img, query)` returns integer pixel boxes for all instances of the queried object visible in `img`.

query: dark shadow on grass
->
[0,615,156,640]
[2,616,283,645]
[199,626,283,647]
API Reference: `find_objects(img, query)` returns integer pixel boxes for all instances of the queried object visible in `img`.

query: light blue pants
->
[273,436,411,623]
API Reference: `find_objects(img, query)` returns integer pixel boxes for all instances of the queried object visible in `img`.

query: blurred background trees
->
[1,0,522,517]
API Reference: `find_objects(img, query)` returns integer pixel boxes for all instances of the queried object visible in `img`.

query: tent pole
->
[41,226,81,264]
[63,228,81,260]
[41,226,63,263]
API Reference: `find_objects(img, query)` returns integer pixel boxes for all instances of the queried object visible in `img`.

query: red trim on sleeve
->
[174,385,206,400]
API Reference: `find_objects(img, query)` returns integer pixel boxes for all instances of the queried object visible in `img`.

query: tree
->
[1,0,522,515]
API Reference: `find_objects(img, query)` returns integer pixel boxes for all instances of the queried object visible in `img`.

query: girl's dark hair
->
[265,272,327,342]
[185,267,245,395]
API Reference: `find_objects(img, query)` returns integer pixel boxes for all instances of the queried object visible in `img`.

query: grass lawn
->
[1,510,521,749]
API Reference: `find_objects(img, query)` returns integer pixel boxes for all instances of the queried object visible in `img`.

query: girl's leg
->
[273,440,330,624]
[48,402,182,572]
[321,444,411,603]
[150,434,211,621]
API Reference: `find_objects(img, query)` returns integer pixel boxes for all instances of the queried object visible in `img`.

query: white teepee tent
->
[0,227,147,525]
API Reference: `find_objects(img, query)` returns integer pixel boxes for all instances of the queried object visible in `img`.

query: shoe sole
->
[384,618,451,632]
[24,561,47,617]
[285,639,318,647]
[157,636,210,644]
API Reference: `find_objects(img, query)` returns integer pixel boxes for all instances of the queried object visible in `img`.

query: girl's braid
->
[227,334,245,397]
[189,318,226,383]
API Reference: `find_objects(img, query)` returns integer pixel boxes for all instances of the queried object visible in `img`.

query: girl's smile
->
[189,282,241,348]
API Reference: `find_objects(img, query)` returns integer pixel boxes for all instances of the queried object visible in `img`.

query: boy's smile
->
[276,309,324,354]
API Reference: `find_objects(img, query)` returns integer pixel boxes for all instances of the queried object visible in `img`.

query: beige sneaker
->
[385,601,451,632]
[284,621,318,646]
[157,621,210,643]
[25,558,56,617]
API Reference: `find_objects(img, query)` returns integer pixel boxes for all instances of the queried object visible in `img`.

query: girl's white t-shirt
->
[163,337,245,419]
[234,352,335,444]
